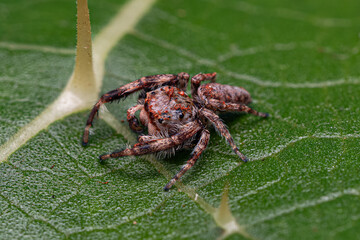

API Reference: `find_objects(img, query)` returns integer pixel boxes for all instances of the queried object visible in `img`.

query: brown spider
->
[82,72,268,191]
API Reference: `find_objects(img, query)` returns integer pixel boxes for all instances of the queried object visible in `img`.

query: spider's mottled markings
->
[82,72,268,191]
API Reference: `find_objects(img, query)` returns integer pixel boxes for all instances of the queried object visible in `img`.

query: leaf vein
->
[0,42,75,55]
[0,0,158,162]
[131,30,360,89]
[46,131,92,178]
[67,194,174,235]
[248,188,360,225]
[0,193,67,237]
[200,0,356,28]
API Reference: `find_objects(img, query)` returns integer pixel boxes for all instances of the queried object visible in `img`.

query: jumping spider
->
[82,72,268,191]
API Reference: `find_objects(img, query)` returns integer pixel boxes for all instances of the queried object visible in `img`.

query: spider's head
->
[146,86,197,133]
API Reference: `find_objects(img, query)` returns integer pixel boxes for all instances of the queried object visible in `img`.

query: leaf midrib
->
[0,0,157,163]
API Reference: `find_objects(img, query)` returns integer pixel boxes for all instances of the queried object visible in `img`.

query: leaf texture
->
[1,0,360,239]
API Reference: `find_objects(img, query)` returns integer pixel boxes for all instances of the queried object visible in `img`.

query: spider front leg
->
[200,108,248,162]
[99,121,202,160]
[82,72,190,146]
[164,129,210,191]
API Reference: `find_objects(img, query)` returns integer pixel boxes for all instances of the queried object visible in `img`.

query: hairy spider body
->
[143,86,197,136]
[82,72,268,191]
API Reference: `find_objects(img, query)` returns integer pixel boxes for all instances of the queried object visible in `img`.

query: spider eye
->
[176,109,184,119]
[158,118,164,123]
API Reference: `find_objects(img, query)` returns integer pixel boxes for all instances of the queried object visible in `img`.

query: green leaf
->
[1,0,360,239]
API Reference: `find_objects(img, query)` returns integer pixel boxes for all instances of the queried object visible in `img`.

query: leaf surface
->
[1,0,360,239]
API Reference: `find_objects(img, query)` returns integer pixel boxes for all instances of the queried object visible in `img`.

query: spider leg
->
[138,135,158,144]
[200,108,248,162]
[191,72,217,98]
[127,104,144,133]
[164,129,210,191]
[206,99,269,118]
[82,72,190,146]
[99,121,202,160]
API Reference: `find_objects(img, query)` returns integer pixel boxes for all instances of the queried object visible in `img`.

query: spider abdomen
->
[198,83,252,105]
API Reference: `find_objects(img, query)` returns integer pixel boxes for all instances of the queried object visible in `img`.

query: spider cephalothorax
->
[82,72,268,191]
